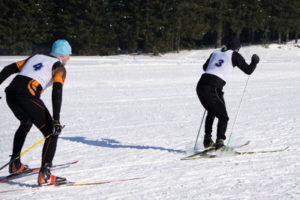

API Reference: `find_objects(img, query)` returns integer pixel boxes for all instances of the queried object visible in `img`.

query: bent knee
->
[217,115,229,122]
[20,121,33,132]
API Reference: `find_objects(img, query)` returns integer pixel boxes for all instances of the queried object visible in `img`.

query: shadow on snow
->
[60,136,186,154]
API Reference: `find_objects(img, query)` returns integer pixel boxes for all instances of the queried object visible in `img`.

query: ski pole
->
[226,76,250,147]
[194,110,207,151]
[0,135,51,171]
[0,123,65,171]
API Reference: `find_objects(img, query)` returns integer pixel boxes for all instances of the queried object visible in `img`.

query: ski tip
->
[64,160,79,165]
[55,177,145,186]
[282,146,289,151]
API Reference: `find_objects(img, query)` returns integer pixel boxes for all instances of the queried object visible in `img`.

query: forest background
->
[0,0,299,55]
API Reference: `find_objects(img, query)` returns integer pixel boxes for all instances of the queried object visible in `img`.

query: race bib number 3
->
[215,59,224,67]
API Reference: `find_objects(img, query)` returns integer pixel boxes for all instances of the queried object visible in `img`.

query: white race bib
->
[205,49,233,82]
[19,55,59,89]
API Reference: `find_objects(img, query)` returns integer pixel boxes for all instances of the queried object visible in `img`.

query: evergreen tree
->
[172,0,210,51]
[0,0,299,55]
[283,0,300,43]
[205,0,231,47]
[243,0,265,44]
[54,0,117,55]
[31,0,57,53]
[108,0,140,53]
[225,0,247,40]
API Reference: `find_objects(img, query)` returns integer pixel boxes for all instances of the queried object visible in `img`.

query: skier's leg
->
[204,112,215,138]
[6,95,32,173]
[11,121,33,156]
[16,97,65,185]
[19,98,56,166]
[197,85,216,148]
[212,88,229,148]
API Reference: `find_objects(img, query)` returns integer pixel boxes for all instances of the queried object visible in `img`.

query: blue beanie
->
[51,39,72,55]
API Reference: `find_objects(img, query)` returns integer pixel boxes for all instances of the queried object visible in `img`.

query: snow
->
[0,43,300,199]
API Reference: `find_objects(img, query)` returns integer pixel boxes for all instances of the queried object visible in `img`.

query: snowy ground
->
[0,43,300,199]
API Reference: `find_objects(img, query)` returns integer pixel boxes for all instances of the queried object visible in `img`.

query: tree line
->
[0,0,299,55]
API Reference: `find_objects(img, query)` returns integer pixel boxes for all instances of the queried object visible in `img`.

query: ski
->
[183,146,289,160]
[0,168,39,183]
[0,177,144,194]
[181,141,250,160]
[183,154,217,160]
[0,160,79,183]
[54,177,144,187]
[234,146,289,155]
[223,140,251,150]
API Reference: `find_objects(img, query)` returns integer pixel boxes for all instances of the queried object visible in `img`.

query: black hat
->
[226,36,241,51]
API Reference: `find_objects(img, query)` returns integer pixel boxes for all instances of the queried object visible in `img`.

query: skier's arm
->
[52,63,66,121]
[203,54,212,71]
[232,52,259,75]
[0,59,27,85]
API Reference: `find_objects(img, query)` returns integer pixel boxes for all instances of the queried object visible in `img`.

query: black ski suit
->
[197,49,258,141]
[0,55,66,167]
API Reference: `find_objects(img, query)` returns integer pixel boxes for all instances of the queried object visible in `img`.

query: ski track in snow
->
[0,44,300,199]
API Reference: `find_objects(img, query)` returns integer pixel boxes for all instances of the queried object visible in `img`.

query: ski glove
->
[251,54,260,65]
[52,120,63,136]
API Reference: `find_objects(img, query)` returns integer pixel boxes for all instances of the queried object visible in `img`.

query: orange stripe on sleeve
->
[16,60,26,70]
[53,73,65,85]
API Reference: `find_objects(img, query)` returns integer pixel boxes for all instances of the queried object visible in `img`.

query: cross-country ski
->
[182,141,250,160]
[0,177,144,194]
[182,146,289,160]
[0,161,79,183]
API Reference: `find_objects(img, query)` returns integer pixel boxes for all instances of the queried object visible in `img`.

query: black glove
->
[251,54,260,64]
[52,120,63,136]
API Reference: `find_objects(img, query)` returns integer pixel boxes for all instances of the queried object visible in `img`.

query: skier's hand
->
[52,120,63,136]
[251,54,260,64]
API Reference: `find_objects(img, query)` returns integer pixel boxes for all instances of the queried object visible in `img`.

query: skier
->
[0,39,71,185]
[196,36,260,150]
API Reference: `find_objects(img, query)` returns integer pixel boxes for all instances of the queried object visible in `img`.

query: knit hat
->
[51,40,72,55]
[226,36,241,51]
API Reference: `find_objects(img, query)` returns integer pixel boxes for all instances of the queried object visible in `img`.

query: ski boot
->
[215,139,225,150]
[38,163,67,186]
[9,157,29,174]
[203,136,215,148]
